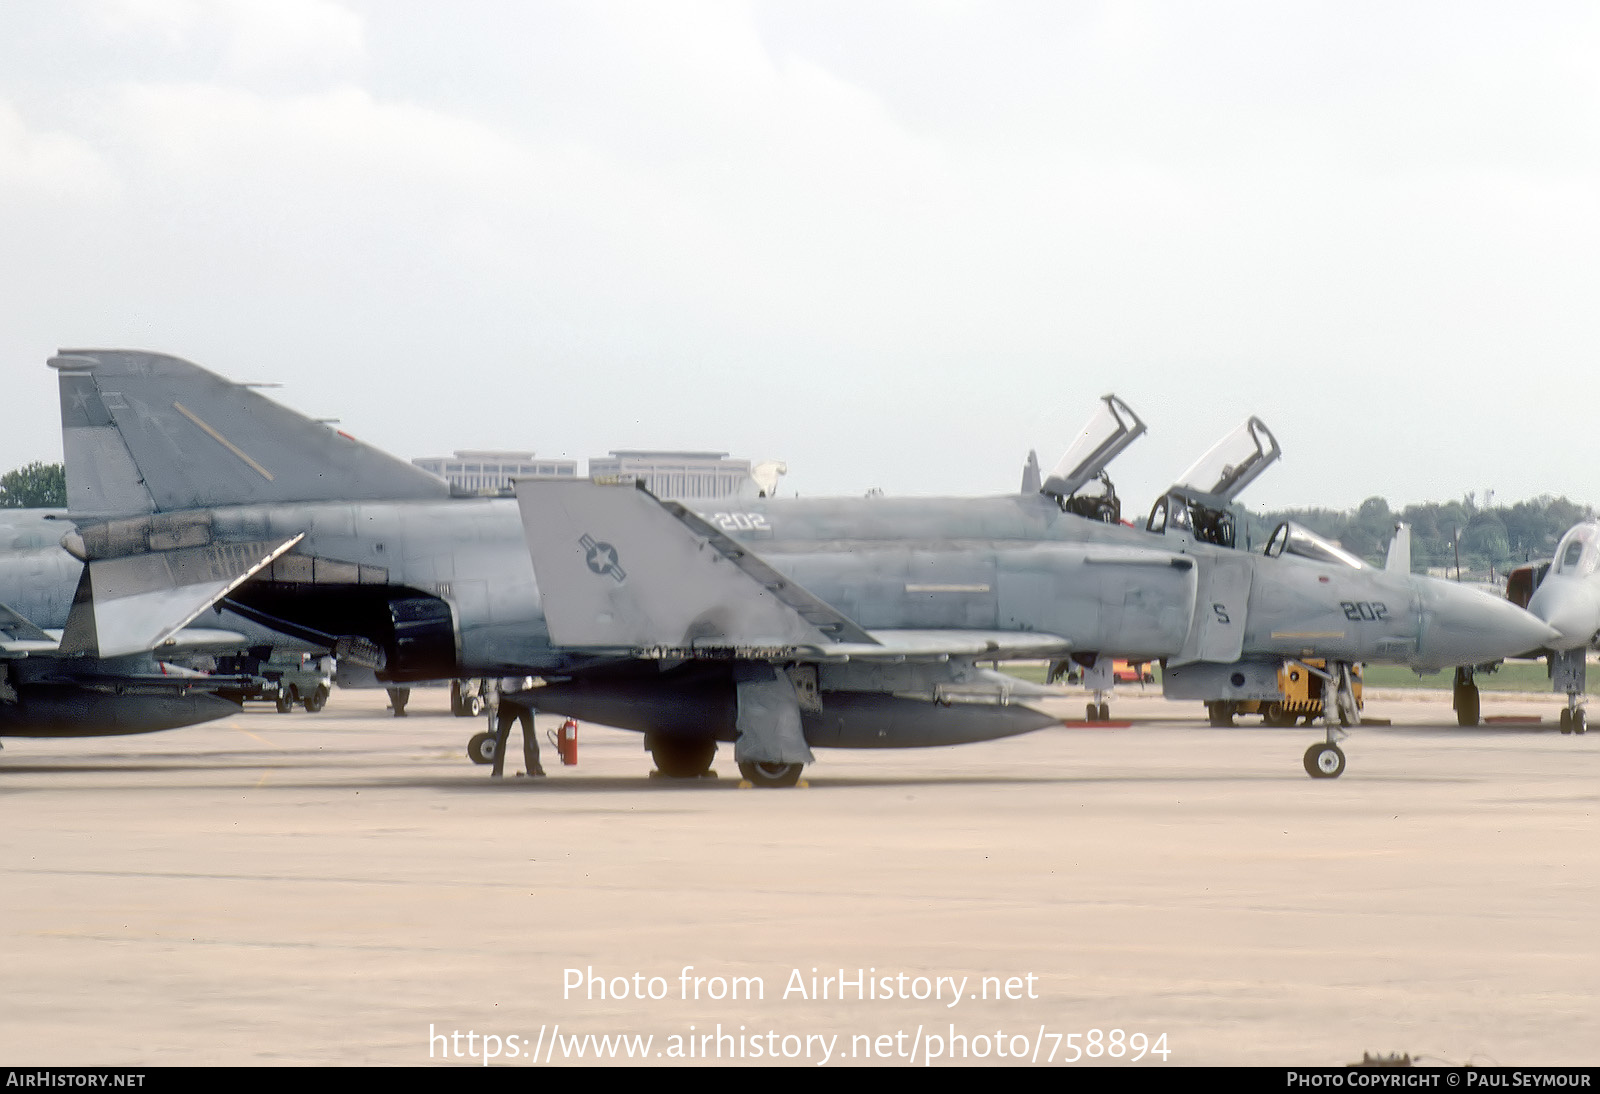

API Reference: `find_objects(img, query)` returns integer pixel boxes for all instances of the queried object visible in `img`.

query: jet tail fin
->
[1385,522,1412,574]
[514,479,875,654]
[52,350,450,514]
[1019,450,1041,495]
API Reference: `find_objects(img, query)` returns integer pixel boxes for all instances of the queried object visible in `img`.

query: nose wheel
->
[1303,742,1346,778]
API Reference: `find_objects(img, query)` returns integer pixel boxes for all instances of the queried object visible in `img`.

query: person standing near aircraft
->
[490,677,544,778]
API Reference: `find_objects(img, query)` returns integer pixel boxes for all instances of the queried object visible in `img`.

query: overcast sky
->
[2,1,1596,513]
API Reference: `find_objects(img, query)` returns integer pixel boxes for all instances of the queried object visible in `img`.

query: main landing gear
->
[467,731,497,765]
[1082,655,1114,723]
[647,735,719,779]
[1300,660,1358,779]
[737,761,804,788]
[1047,657,1111,721]
[1552,649,1588,736]
[1453,667,1480,727]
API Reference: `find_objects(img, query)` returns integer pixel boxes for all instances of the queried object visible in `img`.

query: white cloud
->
[111,81,525,193]
[0,99,118,201]
[3,2,1599,506]
[97,0,365,81]
[220,0,364,80]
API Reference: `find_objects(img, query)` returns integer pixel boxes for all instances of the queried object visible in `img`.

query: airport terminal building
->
[587,450,753,500]
[411,451,578,494]
[413,448,768,500]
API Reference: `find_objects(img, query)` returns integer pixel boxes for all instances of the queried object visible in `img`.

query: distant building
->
[412,447,783,500]
[587,450,754,500]
[411,450,578,494]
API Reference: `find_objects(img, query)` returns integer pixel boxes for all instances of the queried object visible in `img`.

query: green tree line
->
[1247,494,1594,578]
[0,461,65,508]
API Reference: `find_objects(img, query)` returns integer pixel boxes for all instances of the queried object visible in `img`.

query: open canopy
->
[1040,394,1146,500]
[1173,417,1281,503]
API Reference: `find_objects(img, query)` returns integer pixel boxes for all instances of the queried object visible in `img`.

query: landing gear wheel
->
[468,694,484,717]
[1575,710,1587,735]
[1560,709,1572,734]
[1207,701,1234,727]
[1262,703,1295,727]
[1303,742,1346,779]
[649,738,717,778]
[1086,702,1098,722]
[467,732,497,765]
[738,761,804,788]
[1455,684,1480,727]
[1097,702,1111,722]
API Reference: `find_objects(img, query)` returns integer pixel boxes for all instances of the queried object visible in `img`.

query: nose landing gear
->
[1299,660,1357,779]
[1552,649,1587,735]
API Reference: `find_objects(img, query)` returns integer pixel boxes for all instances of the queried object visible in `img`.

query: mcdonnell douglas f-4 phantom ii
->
[0,508,290,739]
[1506,521,1600,734]
[49,350,1559,783]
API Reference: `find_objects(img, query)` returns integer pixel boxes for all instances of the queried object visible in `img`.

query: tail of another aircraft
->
[52,349,450,514]
[1385,522,1412,574]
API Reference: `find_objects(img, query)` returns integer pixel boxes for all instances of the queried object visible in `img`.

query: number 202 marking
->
[1341,601,1388,621]
[708,512,771,533]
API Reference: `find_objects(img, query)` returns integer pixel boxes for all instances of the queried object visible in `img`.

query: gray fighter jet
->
[49,350,1559,783]
[0,509,267,738]
[1512,521,1600,734]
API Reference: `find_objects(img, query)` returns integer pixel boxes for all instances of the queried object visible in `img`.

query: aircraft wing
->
[58,535,303,659]
[1,621,250,661]
[0,603,56,654]
[824,630,1073,662]
[514,480,1072,662]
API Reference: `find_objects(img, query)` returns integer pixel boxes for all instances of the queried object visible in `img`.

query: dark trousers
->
[491,700,541,776]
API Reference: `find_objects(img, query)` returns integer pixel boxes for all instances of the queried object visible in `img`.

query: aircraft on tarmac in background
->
[1505,521,1600,734]
[49,350,1559,784]
[0,508,285,740]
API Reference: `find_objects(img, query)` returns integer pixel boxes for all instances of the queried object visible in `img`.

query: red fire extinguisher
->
[548,718,579,766]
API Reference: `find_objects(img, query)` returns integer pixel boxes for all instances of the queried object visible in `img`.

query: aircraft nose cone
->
[1416,580,1561,669]
[1526,578,1598,651]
